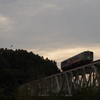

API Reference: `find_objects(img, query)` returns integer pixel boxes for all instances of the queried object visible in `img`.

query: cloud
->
[0,0,100,65]
[0,15,13,37]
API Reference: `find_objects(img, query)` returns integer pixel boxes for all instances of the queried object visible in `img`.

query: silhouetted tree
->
[0,48,60,99]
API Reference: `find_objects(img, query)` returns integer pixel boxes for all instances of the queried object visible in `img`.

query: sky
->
[0,0,100,68]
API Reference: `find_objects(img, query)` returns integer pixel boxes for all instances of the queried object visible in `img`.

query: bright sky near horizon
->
[0,0,100,68]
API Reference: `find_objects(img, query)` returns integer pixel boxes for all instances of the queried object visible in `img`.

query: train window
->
[87,52,89,56]
[87,52,90,56]
[86,52,88,55]
[79,54,82,58]
[90,52,93,56]
[84,52,87,56]
[84,52,93,56]
[89,52,91,56]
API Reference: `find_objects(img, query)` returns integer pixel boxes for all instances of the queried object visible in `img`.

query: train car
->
[61,51,93,71]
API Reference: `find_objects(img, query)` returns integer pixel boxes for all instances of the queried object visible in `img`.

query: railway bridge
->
[20,60,100,96]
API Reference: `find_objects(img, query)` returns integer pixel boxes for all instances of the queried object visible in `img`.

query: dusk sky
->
[0,0,100,68]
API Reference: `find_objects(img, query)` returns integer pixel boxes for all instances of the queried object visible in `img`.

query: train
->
[61,51,93,71]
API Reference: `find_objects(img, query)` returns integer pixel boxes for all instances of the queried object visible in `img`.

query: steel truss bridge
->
[20,60,100,96]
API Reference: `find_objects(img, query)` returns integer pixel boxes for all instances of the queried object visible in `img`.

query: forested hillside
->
[0,48,60,100]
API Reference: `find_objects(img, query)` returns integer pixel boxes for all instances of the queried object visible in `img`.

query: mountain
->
[0,48,60,99]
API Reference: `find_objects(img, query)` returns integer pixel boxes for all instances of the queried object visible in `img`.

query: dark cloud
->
[0,0,100,51]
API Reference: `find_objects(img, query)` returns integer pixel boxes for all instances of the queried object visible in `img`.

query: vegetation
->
[0,48,60,100]
[1,48,100,100]
[18,86,100,100]
[71,87,100,100]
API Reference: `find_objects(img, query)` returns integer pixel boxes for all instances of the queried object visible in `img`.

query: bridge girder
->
[20,61,100,96]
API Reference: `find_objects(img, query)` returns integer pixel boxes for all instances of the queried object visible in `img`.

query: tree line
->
[0,48,60,100]
[18,86,100,100]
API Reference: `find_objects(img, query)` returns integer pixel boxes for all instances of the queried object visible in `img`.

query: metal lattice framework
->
[20,60,100,96]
